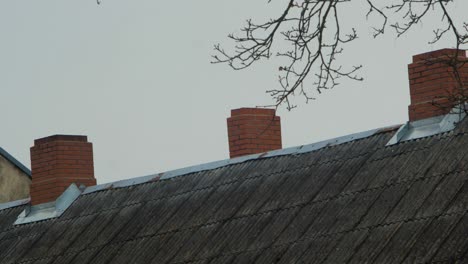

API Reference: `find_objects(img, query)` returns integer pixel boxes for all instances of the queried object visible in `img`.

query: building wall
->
[0,155,31,203]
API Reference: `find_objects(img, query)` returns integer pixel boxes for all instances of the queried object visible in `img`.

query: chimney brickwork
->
[408,49,468,121]
[227,108,282,158]
[30,135,96,205]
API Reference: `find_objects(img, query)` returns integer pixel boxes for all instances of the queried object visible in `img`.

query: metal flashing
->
[261,126,399,158]
[387,106,467,146]
[0,198,30,211]
[14,184,82,225]
[82,154,260,194]
[0,147,31,178]
[83,125,400,195]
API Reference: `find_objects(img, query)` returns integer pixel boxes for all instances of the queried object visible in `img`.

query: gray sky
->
[1,0,467,184]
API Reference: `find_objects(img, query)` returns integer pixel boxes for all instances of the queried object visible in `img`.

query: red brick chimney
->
[227,108,282,158]
[408,49,468,121]
[30,135,96,205]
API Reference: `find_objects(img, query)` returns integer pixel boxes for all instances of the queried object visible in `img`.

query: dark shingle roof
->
[0,118,468,264]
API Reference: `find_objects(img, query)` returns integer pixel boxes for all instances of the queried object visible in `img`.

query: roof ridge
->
[82,124,401,195]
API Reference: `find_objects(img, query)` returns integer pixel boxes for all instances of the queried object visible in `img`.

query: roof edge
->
[0,198,30,211]
[83,124,401,195]
[0,147,31,178]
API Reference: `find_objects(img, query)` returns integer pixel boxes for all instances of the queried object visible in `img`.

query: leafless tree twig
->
[213,0,467,111]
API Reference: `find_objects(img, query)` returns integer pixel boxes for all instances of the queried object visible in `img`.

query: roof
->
[0,117,468,263]
[0,147,31,178]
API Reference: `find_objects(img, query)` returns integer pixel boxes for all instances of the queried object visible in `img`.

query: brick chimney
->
[227,108,282,158]
[30,135,96,205]
[408,49,468,121]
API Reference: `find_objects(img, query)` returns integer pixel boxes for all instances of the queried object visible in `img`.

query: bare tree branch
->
[213,0,467,111]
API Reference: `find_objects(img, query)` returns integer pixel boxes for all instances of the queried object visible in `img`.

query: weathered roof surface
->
[1,118,468,264]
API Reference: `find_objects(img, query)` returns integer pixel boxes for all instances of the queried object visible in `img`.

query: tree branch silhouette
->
[213,0,467,111]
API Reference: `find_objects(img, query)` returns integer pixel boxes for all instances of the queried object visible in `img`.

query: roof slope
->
[1,119,468,264]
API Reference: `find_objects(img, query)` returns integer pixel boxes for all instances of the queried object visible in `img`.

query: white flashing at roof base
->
[14,184,82,225]
[0,198,30,211]
[387,105,467,146]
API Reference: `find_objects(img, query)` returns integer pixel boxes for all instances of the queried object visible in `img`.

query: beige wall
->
[0,155,31,203]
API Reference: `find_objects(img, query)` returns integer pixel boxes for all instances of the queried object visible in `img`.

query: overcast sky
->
[1,0,467,184]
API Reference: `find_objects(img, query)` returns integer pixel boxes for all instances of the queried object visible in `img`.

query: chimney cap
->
[34,135,88,145]
[231,107,276,116]
[412,48,467,63]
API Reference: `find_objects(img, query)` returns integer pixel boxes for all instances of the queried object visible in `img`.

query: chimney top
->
[230,107,276,116]
[30,134,96,205]
[407,48,468,121]
[34,135,88,145]
[412,48,467,63]
[227,107,282,158]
